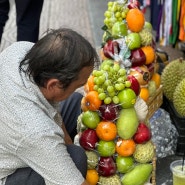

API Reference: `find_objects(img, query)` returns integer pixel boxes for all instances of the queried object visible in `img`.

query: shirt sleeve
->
[16,129,84,185]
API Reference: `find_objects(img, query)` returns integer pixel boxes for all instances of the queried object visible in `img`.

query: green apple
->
[82,110,100,129]
[117,88,136,108]
[144,21,153,32]
[112,21,128,38]
[125,32,141,50]
[116,155,134,173]
[97,140,116,157]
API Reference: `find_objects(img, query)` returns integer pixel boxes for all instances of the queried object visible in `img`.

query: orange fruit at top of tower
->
[141,46,156,65]
[83,91,102,111]
[96,121,117,141]
[126,8,145,32]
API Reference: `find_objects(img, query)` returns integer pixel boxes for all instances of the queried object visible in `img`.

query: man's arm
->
[61,122,73,144]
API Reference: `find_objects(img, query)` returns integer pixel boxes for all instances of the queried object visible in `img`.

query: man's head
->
[19,28,99,101]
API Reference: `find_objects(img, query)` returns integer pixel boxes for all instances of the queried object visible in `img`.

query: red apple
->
[103,40,120,59]
[130,48,146,67]
[128,0,141,9]
[99,103,119,121]
[97,156,117,177]
[79,128,99,150]
[133,123,151,144]
[127,75,140,96]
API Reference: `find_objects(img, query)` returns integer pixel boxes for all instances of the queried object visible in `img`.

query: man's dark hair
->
[19,28,99,89]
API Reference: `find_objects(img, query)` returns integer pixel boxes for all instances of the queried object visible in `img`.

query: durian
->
[99,174,122,185]
[161,58,185,101]
[133,141,155,163]
[173,78,185,117]
[139,28,153,46]
[85,151,99,169]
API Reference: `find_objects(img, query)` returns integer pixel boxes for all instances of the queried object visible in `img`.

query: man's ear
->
[46,79,62,91]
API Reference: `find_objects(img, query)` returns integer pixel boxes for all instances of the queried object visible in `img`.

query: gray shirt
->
[0,42,84,185]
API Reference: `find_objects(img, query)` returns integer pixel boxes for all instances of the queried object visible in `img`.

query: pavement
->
[0,0,109,52]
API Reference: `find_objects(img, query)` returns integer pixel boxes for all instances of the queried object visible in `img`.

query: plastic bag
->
[150,108,178,158]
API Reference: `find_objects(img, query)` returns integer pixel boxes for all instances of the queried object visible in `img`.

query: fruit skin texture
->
[83,90,102,111]
[116,138,136,157]
[130,48,146,67]
[86,169,99,185]
[129,65,150,86]
[103,40,120,59]
[126,8,145,32]
[79,128,99,151]
[97,140,116,157]
[141,46,155,65]
[133,141,155,163]
[133,123,151,144]
[125,32,141,50]
[127,75,141,96]
[99,103,119,121]
[99,174,122,185]
[161,58,185,101]
[97,156,117,177]
[85,151,99,169]
[139,28,153,46]
[121,163,153,185]
[82,110,100,129]
[117,108,139,139]
[111,21,128,38]
[96,121,117,141]
[173,78,185,117]
[116,155,134,173]
[117,88,137,109]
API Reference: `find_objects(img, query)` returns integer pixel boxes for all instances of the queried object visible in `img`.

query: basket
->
[151,145,157,185]
[146,85,163,120]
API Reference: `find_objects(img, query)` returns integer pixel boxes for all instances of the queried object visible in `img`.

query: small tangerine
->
[96,121,117,141]
[116,138,136,157]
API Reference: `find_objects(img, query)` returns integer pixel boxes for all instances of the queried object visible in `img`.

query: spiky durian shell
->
[99,174,122,185]
[161,58,185,101]
[139,28,153,46]
[173,78,185,117]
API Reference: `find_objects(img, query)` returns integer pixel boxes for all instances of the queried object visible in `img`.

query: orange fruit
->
[84,75,95,93]
[151,73,161,89]
[116,138,136,157]
[96,121,117,141]
[141,46,155,65]
[83,91,102,111]
[86,169,99,185]
[126,8,145,32]
[81,97,88,112]
[139,87,150,102]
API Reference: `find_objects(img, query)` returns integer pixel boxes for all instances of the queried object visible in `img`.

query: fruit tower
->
[76,1,159,185]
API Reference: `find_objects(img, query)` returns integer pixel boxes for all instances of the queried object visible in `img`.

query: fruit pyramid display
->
[75,1,159,185]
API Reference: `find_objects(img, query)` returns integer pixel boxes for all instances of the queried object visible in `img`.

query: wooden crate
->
[146,85,163,119]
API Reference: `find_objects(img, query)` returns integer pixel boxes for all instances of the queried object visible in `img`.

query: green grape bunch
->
[92,60,131,104]
[104,1,129,30]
